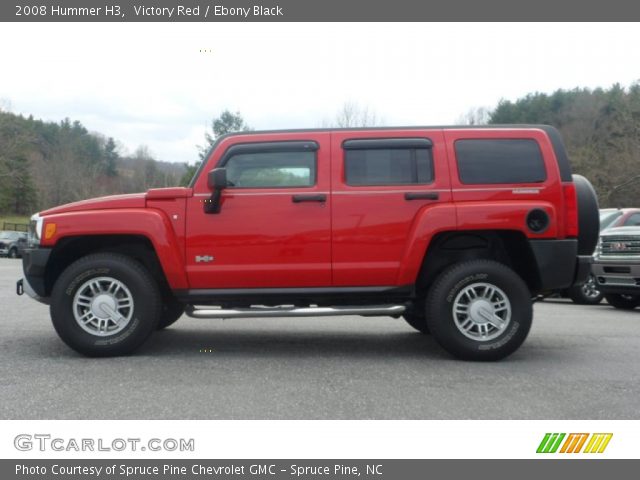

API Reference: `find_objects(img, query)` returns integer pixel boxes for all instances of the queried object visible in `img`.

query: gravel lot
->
[1,258,638,419]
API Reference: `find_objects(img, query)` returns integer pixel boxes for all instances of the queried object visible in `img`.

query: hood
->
[601,226,640,237]
[40,187,191,216]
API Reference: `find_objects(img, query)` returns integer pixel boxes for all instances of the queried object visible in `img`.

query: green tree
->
[488,83,640,207]
[0,114,37,213]
[0,155,37,214]
[179,163,199,187]
[198,110,252,161]
[103,137,119,177]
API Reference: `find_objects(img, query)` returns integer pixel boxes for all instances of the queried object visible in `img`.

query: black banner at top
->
[3,0,640,21]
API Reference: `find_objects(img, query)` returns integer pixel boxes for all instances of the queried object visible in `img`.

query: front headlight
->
[593,236,603,259]
[29,213,43,246]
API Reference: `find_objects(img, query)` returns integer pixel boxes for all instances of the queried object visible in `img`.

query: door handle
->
[292,194,327,203]
[404,192,439,201]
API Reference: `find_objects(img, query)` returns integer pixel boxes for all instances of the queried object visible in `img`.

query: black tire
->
[402,312,430,334]
[567,274,604,305]
[425,260,532,361]
[8,248,18,259]
[157,296,185,330]
[573,174,600,255]
[50,253,161,357]
[604,293,640,310]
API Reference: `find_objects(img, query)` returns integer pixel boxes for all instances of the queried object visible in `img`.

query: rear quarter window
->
[455,139,546,184]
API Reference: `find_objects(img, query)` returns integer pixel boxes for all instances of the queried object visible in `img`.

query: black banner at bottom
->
[4,459,638,480]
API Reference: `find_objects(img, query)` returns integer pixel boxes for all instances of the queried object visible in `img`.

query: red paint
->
[186,132,331,288]
[330,129,453,286]
[41,193,146,216]
[41,209,188,289]
[444,128,565,239]
[38,127,582,291]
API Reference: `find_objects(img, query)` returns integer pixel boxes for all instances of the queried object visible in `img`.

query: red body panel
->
[185,132,332,288]
[444,128,566,240]
[395,204,458,285]
[330,129,452,286]
[41,193,146,216]
[41,208,188,290]
[146,187,192,199]
[39,127,576,293]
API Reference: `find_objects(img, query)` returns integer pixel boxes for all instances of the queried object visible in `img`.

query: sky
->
[1,22,640,165]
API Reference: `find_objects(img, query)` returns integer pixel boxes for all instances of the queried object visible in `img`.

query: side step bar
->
[185,304,406,319]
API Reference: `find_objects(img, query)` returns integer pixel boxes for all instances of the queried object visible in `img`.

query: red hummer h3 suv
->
[16,125,599,360]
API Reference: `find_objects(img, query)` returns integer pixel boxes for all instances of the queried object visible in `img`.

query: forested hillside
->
[0,111,185,215]
[2,85,639,216]
[488,83,640,207]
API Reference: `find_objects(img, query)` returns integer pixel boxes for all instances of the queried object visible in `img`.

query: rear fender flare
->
[396,204,458,285]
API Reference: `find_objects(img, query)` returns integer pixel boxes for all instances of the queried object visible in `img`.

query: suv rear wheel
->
[50,253,161,356]
[604,293,640,310]
[425,260,532,361]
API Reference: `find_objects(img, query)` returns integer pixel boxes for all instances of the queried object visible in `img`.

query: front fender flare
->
[41,208,188,290]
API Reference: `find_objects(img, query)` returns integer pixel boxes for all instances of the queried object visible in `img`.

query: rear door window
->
[343,138,433,186]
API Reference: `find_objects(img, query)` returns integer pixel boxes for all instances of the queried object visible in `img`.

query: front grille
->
[600,235,640,256]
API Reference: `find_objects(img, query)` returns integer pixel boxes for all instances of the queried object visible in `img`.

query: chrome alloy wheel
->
[452,282,512,341]
[581,274,600,299]
[72,277,134,336]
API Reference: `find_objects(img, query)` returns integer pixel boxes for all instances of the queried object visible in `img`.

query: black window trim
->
[343,138,433,150]
[454,137,548,186]
[218,140,319,190]
[342,137,435,187]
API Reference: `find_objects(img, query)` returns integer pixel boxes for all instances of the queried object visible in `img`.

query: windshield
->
[599,211,622,231]
[0,231,17,240]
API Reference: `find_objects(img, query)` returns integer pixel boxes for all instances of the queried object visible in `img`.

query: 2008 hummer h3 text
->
[16,125,599,360]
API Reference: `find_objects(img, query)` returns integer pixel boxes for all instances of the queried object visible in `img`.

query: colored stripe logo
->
[537,433,612,454]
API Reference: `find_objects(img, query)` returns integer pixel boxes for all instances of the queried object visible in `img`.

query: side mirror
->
[205,168,227,214]
[208,168,227,190]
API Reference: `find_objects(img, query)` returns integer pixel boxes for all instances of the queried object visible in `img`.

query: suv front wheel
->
[50,253,161,357]
[402,312,430,334]
[425,260,532,361]
[567,273,603,305]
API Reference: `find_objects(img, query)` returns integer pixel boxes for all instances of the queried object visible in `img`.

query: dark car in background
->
[0,231,28,258]
[565,208,640,304]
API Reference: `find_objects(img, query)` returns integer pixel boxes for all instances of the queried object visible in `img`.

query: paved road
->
[1,258,639,419]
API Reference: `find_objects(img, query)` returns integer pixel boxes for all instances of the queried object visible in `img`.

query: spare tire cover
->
[573,174,600,255]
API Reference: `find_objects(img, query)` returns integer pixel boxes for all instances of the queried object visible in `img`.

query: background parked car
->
[599,208,640,230]
[592,224,640,310]
[0,231,28,258]
[564,208,640,304]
